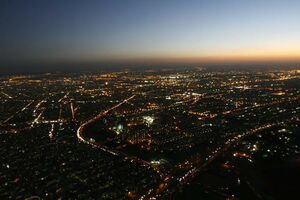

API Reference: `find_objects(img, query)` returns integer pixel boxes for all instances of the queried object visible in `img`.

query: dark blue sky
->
[1,0,300,72]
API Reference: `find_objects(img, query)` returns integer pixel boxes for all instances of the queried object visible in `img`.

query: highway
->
[140,116,299,199]
[76,94,137,154]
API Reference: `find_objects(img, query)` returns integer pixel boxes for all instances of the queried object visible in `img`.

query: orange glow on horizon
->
[95,46,300,64]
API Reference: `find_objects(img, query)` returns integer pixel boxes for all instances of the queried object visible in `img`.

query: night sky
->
[1,0,300,73]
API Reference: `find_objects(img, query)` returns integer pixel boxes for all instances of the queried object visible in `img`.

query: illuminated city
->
[0,67,299,199]
[2,0,300,199]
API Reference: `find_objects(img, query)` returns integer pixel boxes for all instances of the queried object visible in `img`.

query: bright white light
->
[143,116,154,126]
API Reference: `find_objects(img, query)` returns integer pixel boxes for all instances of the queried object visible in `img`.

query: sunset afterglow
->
[2,0,300,72]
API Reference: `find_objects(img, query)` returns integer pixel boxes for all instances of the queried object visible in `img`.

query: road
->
[140,116,299,199]
[3,100,34,124]
[76,94,136,154]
